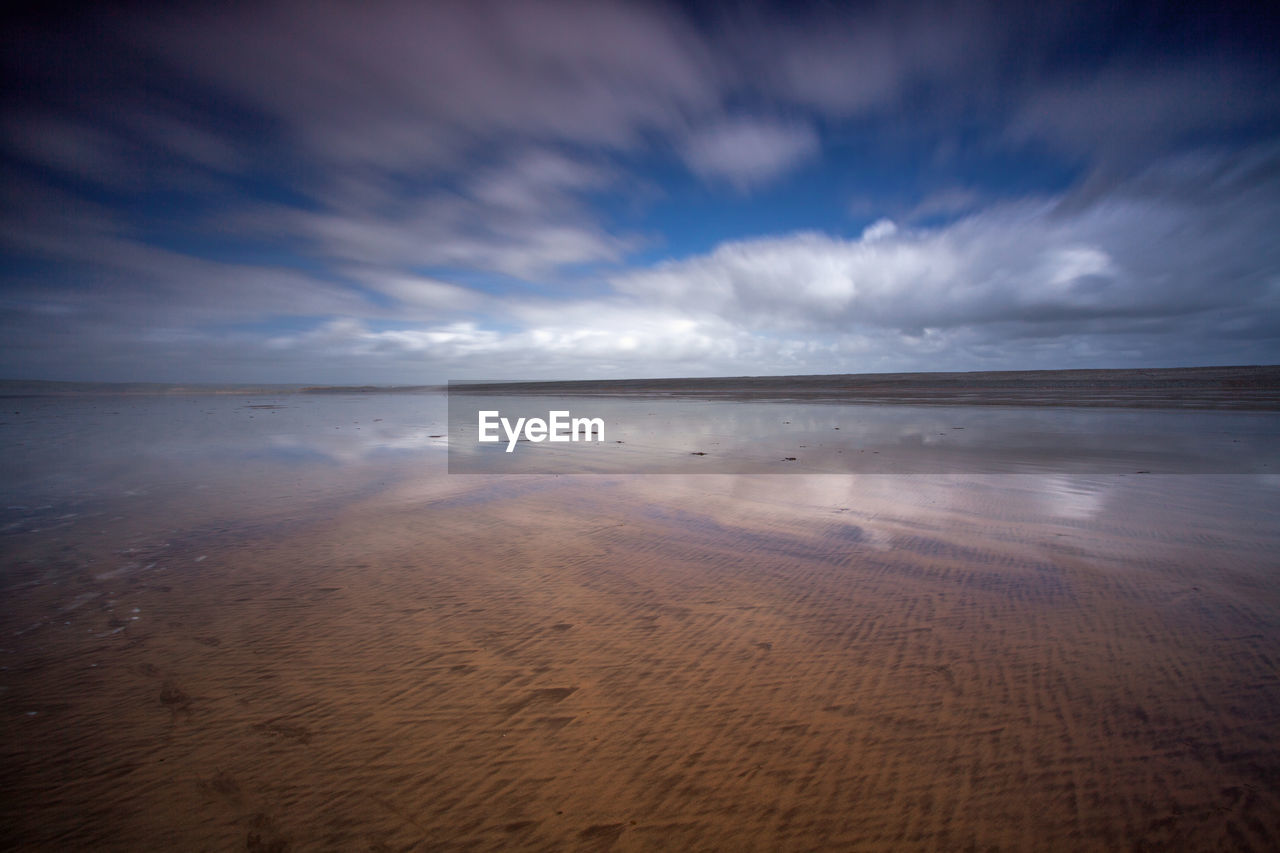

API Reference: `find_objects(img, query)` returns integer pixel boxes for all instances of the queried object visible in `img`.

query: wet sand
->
[3,469,1278,851]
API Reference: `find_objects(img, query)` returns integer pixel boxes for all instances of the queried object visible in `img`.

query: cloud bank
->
[1,0,1277,382]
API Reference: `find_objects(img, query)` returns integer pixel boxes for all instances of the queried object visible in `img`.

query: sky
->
[2,0,1279,383]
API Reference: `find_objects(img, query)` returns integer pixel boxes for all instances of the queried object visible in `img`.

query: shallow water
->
[447,393,1279,473]
[1,392,1278,850]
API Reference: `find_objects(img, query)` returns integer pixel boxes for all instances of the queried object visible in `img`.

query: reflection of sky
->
[6,394,1278,500]
[265,426,449,465]
[622,473,1115,527]
[618,471,1279,573]
[4,393,1278,596]
[5,391,1278,512]
[1024,475,1111,520]
[0,392,449,510]
[447,395,1280,474]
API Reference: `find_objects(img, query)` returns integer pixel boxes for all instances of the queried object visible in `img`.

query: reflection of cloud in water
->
[619,473,1121,556]
[265,427,447,465]
[620,474,963,545]
[450,397,1279,475]
[618,474,1280,584]
[1022,475,1111,521]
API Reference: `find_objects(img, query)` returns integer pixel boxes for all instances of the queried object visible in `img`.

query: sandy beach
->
[3,394,1278,852]
[8,0,1280,847]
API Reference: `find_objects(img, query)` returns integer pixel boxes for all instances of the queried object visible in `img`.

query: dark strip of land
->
[449,365,1280,409]
[6,366,1280,408]
[0,380,439,397]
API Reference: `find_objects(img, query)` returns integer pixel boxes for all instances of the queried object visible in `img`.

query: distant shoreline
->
[0,381,444,398]
[448,365,1280,410]
[4,365,1280,409]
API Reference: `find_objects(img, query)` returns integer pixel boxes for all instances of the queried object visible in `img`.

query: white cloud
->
[358,273,483,312]
[861,219,898,241]
[612,158,1279,339]
[5,144,1277,383]
[682,118,820,189]
[266,149,637,280]
[263,303,749,375]
[247,152,1278,380]
[4,0,1280,384]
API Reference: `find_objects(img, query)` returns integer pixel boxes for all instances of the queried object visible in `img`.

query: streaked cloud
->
[1,1,1277,382]
[682,119,820,189]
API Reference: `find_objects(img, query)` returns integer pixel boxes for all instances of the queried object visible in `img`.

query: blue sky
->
[2,0,1279,383]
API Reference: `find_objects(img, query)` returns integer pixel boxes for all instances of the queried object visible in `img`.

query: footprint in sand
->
[159,680,192,713]
[253,719,313,745]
